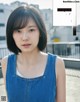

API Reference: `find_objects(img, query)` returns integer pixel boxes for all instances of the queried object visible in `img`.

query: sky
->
[0,0,53,9]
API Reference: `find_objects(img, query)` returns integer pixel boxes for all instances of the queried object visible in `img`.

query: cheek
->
[35,36,40,46]
[13,34,19,45]
[35,31,40,41]
[31,34,39,46]
[13,34,20,41]
[13,34,16,40]
[34,34,40,43]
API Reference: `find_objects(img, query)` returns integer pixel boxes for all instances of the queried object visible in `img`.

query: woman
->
[1,5,66,102]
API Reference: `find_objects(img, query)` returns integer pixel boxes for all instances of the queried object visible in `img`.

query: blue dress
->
[6,53,56,102]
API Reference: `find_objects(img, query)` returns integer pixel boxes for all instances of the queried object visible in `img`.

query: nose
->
[22,32,29,40]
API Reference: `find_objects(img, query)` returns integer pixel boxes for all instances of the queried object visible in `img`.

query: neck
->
[17,50,41,66]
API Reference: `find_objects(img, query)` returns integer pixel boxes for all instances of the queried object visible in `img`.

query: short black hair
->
[6,5,47,54]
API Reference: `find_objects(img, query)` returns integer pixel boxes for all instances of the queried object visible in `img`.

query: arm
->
[1,57,8,84]
[56,56,66,102]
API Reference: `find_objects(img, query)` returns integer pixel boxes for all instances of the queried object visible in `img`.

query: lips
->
[22,44,31,47]
[22,44,31,46]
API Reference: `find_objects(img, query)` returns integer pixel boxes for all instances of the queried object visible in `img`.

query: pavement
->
[66,68,80,102]
[0,68,80,102]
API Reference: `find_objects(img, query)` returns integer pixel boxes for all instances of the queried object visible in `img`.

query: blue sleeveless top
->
[6,53,57,102]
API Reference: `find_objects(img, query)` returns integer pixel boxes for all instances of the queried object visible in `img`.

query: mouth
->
[22,44,31,48]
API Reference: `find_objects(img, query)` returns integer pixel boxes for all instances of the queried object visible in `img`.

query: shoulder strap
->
[44,53,57,78]
[6,54,16,78]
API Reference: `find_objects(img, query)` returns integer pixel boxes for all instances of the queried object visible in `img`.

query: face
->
[13,18,40,53]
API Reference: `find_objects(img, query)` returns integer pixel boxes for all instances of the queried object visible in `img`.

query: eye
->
[17,29,22,33]
[29,29,35,32]
[14,29,22,33]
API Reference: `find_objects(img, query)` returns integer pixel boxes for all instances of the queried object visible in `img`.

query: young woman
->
[1,5,66,102]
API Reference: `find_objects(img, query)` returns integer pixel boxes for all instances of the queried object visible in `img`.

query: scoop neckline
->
[14,53,50,81]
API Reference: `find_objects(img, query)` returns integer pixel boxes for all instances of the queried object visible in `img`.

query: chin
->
[21,49,33,53]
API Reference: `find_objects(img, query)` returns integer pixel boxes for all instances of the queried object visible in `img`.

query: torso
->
[5,53,57,102]
[16,52,48,78]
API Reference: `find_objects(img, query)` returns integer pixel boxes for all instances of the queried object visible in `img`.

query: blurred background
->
[0,0,80,102]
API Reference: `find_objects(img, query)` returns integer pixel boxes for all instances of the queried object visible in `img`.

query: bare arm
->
[1,57,8,84]
[56,56,66,102]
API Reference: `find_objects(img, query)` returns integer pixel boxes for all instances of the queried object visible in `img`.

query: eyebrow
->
[28,25,37,28]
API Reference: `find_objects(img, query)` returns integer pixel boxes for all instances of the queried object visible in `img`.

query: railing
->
[46,42,80,60]
[0,45,11,60]
[0,42,80,72]
[0,42,80,60]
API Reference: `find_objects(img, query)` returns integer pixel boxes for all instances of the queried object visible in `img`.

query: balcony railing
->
[46,42,80,60]
[0,46,11,59]
[0,42,80,71]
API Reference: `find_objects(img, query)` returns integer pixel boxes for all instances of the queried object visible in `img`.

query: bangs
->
[13,14,30,30]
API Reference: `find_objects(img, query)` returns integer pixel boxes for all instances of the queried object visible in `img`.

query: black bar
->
[57,8,72,12]
[73,26,76,36]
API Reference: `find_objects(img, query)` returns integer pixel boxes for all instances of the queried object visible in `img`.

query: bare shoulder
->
[55,56,66,102]
[1,56,8,68]
[56,56,66,78]
[1,56,8,79]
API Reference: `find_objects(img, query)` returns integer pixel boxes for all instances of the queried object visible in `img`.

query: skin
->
[1,18,66,102]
